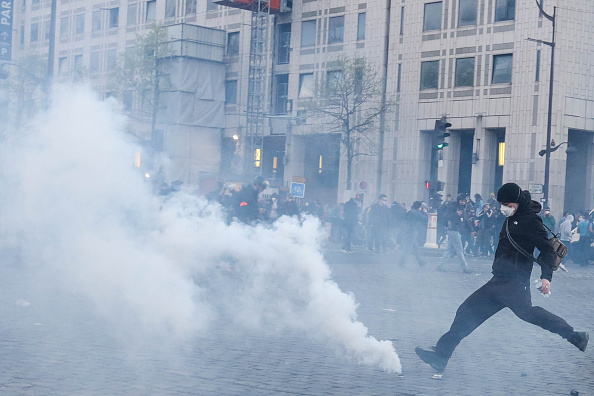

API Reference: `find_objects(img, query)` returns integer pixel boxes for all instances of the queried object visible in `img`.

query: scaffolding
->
[214,0,290,177]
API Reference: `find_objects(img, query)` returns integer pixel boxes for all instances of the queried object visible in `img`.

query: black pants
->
[435,276,574,359]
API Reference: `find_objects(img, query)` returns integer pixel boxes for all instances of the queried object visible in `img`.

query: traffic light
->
[434,119,452,150]
[425,180,445,192]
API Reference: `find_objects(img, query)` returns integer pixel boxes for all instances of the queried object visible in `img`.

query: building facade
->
[6,0,594,214]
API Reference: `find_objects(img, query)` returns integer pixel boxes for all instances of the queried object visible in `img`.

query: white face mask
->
[500,204,516,217]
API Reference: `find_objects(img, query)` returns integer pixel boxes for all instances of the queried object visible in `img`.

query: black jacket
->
[492,191,556,282]
[233,185,260,223]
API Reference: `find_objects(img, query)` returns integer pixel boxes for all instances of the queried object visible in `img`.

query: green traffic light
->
[436,143,449,149]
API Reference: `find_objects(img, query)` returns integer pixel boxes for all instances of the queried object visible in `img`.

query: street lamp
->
[530,0,556,207]
[538,140,576,157]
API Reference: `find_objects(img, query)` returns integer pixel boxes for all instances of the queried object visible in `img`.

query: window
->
[90,52,100,73]
[146,0,156,22]
[298,73,314,98]
[60,16,69,38]
[423,2,442,31]
[185,0,197,15]
[301,20,316,47]
[326,70,343,91]
[30,22,39,42]
[165,0,176,18]
[225,80,238,104]
[277,23,291,64]
[455,57,475,87]
[458,0,477,26]
[32,0,39,4]
[44,20,50,40]
[92,11,101,31]
[207,0,217,11]
[123,90,133,110]
[400,7,404,35]
[58,57,67,76]
[106,49,117,71]
[109,7,119,28]
[274,74,289,115]
[75,13,84,35]
[396,63,402,92]
[357,13,366,40]
[74,54,83,74]
[328,16,344,44]
[535,50,541,82]
[20,25,24,45]
[495,0,515,22]
[420,60,439,90]
[127,4,137,26]
[492,54,513,84]
[226,32,239,56]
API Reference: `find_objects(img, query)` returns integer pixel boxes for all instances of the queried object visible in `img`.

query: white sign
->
[528,184,543,194]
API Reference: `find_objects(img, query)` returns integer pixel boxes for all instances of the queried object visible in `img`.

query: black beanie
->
[496,182,522,203]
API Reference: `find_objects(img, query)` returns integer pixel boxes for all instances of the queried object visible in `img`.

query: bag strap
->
[505,219,539,263]
[541,221,560,238]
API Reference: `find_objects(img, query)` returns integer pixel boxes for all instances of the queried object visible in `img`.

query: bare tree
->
[108,25,171,138]
[302,56,393,190]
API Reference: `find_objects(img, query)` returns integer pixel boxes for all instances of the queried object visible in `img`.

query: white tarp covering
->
[163,124,220,185]
[156,56,225,188]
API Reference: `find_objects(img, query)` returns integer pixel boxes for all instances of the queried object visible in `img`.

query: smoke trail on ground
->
[0,86,401,373]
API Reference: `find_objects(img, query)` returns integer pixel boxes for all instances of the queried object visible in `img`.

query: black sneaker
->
[569,331,589,352]
[415,347,448,372]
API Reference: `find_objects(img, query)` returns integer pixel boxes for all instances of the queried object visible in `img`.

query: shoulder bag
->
[505,219,567,271]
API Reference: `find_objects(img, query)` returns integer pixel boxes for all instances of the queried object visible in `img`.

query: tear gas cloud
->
[0,86,400,373]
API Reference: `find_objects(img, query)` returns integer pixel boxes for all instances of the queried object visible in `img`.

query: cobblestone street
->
[1,245,593,395]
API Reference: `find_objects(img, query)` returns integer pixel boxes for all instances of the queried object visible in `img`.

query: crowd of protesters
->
[198,176,594,266]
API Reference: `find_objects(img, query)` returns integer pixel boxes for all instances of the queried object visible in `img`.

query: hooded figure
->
[416,182,588,373]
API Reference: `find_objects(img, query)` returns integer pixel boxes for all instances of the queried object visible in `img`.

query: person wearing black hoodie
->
[416,182,589,373]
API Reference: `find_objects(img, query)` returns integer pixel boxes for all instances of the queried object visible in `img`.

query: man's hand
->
[539,278,551,295]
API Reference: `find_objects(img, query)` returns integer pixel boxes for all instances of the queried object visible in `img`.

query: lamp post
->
[531,0,556,207]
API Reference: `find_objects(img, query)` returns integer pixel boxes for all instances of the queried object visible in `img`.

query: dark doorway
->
[458,132,474,195]
[564,129,591,212]
[303,133,340,205]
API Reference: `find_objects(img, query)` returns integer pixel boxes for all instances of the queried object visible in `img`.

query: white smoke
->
[0,86,401,373]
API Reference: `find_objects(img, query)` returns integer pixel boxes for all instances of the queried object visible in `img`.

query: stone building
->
[7,0,594,213]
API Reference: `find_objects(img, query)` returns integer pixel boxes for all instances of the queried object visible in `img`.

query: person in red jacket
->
[416,182,589,373]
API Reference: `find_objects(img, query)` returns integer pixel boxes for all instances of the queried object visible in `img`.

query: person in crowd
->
[416,183,589,373]
[232,176,269,224]
[328,203,344,243]
[280,194,300,217]
[390,201,406,248]
[540,207,556,238]
[559,213,575,263]
[341,198,359,253]
[367,194,390,253]
[462,207,478,256]
[437,194,472,273]
[575,213,591,266]
[476,203,496,257]
[397,201,427,267]
[474,194,484,215]
[265,193,280,222]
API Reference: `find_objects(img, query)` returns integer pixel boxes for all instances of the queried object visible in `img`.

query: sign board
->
[528,183,543,194]
[293,176,306,183]
[290,182,305,198]
[0,0,13,61]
